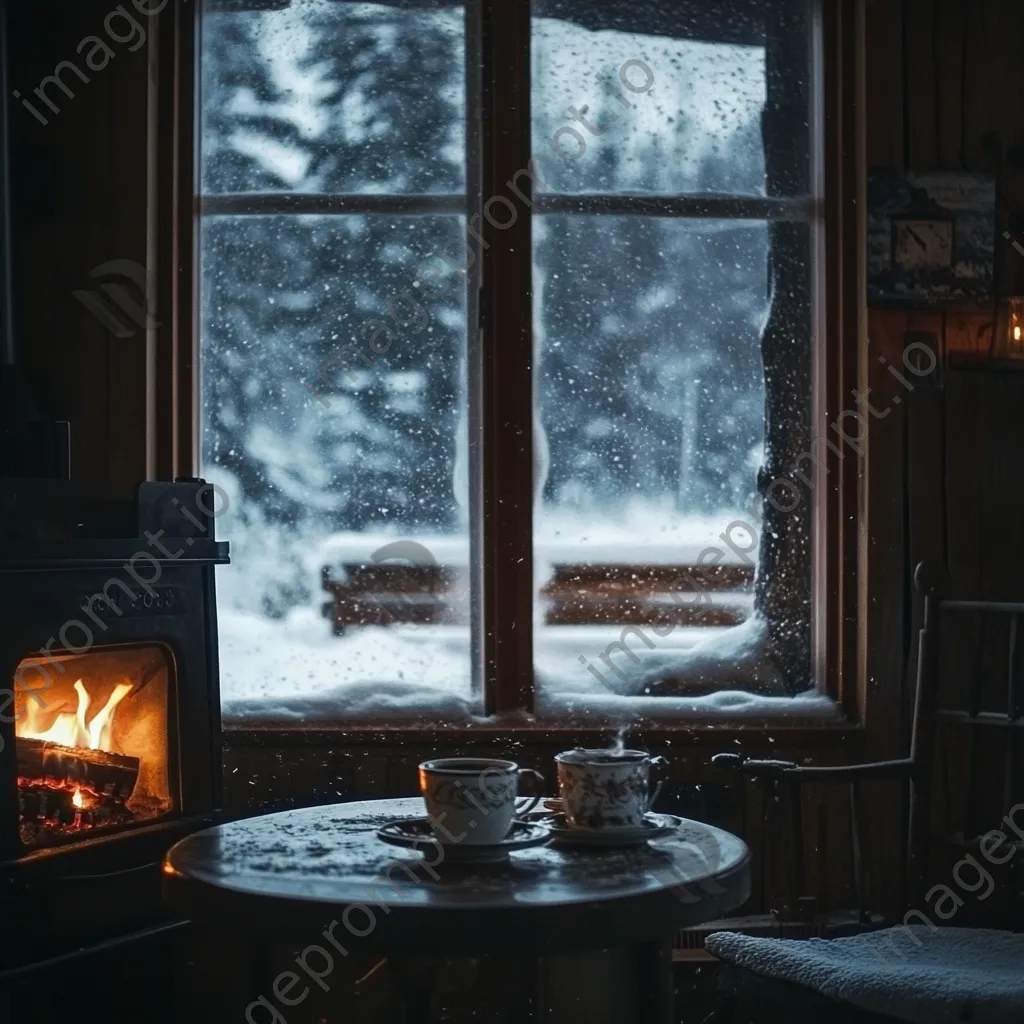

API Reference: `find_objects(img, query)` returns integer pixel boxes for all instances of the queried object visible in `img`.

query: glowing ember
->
[72,787,84,810]
[18,679,133,751]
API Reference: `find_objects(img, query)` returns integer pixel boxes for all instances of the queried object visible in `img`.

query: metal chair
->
[706,561,1024,1022]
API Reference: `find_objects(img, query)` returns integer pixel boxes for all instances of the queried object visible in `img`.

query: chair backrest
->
[708,562,1024,931]
[908,561,1024,924]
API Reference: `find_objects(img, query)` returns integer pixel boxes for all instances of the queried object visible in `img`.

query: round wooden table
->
[164,797,750,1023]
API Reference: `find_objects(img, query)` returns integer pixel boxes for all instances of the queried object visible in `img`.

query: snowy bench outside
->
[320,560,754,635]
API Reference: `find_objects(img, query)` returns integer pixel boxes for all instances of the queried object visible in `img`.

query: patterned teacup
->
[555,748,663,830]
[419,757,544,846]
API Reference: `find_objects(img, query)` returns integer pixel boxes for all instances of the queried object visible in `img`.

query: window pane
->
[531,0,810,196]
[537,215,768,520]
[199,215,473,721]
[534,215,813,716]
[201,0,465,194]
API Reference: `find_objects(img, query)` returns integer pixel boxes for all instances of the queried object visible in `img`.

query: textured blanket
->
[705,926,1024,1024]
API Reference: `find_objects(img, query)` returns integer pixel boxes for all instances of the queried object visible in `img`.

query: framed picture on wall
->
[867,170,995,305]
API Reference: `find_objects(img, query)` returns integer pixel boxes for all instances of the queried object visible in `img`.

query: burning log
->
[16,738,140,800]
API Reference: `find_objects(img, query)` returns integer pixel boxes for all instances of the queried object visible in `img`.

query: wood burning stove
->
[0,479,228,979]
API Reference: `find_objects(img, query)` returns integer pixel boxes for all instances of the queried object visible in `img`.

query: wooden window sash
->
[199,195,468,216]
[197,194,813,221]
[152,0,198,482]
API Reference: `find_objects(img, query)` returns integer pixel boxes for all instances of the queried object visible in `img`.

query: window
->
[196,0,847,726]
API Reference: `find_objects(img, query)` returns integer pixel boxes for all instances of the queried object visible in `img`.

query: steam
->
[610,724,628,755]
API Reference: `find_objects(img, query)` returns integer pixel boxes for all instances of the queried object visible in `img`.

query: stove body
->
[0,479,228,977]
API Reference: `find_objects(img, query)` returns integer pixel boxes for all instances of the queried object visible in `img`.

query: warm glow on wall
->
[995,297,1024,360]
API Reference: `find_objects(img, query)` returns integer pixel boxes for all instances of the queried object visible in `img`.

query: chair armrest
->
[711,753,913,784]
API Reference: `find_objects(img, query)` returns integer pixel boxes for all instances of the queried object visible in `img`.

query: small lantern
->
[994,297,1024,360]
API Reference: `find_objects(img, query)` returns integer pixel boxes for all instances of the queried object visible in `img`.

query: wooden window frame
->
[154,0,868,734]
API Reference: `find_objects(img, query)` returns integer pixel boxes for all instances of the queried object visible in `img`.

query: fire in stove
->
[13,647,174,848]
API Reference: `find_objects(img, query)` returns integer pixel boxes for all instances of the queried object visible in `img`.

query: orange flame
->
[18,679,133,752]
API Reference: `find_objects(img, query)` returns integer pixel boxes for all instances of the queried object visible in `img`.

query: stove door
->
[11,645,177,851]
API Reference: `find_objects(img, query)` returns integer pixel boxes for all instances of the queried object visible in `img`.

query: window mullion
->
[477,0,534,716]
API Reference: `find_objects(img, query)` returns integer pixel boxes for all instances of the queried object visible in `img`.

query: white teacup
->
[419,757,543,846]
[555,748,664,830]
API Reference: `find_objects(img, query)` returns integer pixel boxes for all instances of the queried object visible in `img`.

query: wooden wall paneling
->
[938,370,1024,870]
[388,755,420,798]
[973,0,1024,299]
[350,755,390,800]
[942,368,983,832]
[222,743,349,811]
[9,3,105,483]
[700,747,774,913]
[799,784,821,910]
[103,23,150,490]
[944,370,984,596]
[973,375,1024,837]
[934,0,967,169]
[904,311,946,581]
[862,311,911,915]
[8,0,151,490]
[977,373,1024,600]
[697,748,862,917]
[946,312,994,360]
[816,783,855,913]
[864,310,909,727]
[903,309,946,816]
[995,0,1024,297]
[694,751,745,840]
[902,0,939,169]
[961,0,994,171]
[836,783,859,911]
[306,746,355,803]
[830,784,857,912]
[741,778,768,914]
[864,0,905,167]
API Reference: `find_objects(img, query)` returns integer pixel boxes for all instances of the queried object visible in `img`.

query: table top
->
[163,798,750,953]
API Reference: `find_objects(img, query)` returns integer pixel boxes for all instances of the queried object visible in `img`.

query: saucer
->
[376,818,550,864]
[545,812,682,847]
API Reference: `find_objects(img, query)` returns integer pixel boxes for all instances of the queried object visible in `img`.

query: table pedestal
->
[541,942,673,1024]
[388,942,672,1023]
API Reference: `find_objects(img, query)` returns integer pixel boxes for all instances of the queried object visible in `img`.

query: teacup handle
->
[646,779,666,813]
[514,768,545,818]
[646,755,669,813]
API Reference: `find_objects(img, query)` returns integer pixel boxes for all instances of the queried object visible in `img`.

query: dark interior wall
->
[862,0,1024,918]
[863,0,1024,662]
[8,0,150,492]
[1,0,1021,927]
[865,0,1024,287]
